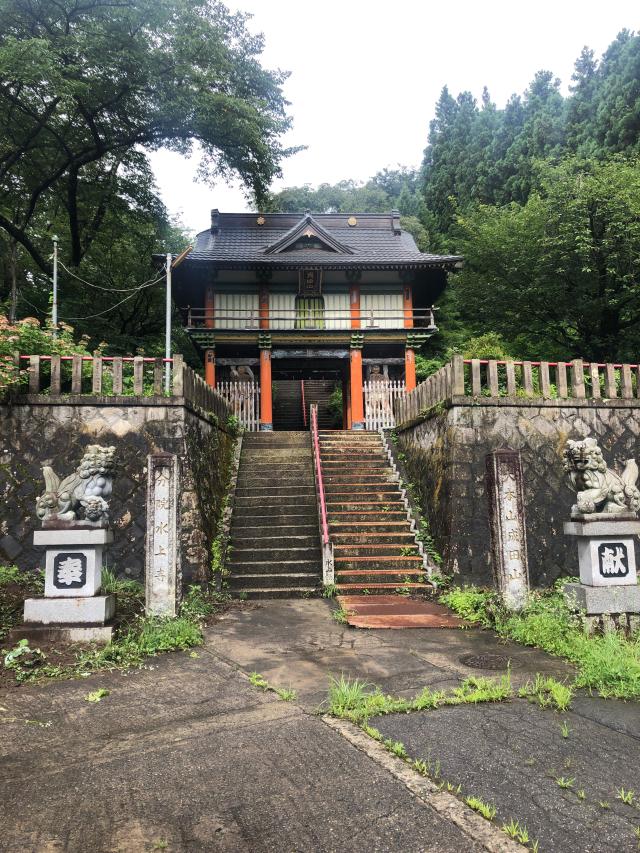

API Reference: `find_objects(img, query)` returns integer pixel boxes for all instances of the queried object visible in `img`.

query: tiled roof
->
[183,212,461,269]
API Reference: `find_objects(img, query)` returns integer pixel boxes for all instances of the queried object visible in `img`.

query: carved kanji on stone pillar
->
[485,449,530,610]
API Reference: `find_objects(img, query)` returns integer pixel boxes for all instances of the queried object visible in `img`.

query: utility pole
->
[165,245,193,394]
[52,235,59,336]
[165,252,172,393]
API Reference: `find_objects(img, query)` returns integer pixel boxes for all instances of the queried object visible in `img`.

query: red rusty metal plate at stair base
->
[336,595,466,629]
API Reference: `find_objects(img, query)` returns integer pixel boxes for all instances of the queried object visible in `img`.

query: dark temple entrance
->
[272,375,340,431]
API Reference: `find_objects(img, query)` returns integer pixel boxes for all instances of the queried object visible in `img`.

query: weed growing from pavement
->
[248,671,296,702]
[84,688,109,703]
[577,789,586,800]
[332,607,351,624]
[600,801,611,809]
[321,583,338,598]
[560,720,571,738]
[617,787,636,805]
[441,580,640,700]
[465,797,496,820]
[502,818,530,844]
[326,671,512,725]
[518,673,573,711]
[555,776,575,789]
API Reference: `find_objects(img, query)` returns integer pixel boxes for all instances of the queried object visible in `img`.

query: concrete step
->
[334,555,424,570]
[323,474,396,485]
[335,569,427,584]
[235,486,316,498]
[327,511,408,523]
[231,533,320,548]
[329,521,413,533]
[322,460,388,468]
[331,532,416,545]
[325,500,404,512]
[233,512,318,526]
[231,525,319,539]
[236,477,315,490]
[335,583,431,594]
[229,559,321,573]
[324,487,400,498]
[333,544,420,557]
[234,495,317,509]
[232,587,318,600]
[230,572,319,589]
[231,546,319,563]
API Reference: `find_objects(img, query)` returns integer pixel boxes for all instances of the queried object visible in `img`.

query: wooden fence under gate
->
[363,380,405,430]
[217,381,261,431]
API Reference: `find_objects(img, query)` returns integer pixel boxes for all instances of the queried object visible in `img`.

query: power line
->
[58,283,162,321]
[58,260,164,293]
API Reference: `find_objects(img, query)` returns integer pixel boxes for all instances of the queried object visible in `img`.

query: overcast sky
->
[149,0,638,235]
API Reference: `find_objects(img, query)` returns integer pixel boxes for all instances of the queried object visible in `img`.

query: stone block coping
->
[564,582,640,615]
[34,529,114,546]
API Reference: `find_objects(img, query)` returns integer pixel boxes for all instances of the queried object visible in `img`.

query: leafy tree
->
[0,0,294,279]
[451,157,640,362]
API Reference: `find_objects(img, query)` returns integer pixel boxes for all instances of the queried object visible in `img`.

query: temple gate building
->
[173,209,461,430]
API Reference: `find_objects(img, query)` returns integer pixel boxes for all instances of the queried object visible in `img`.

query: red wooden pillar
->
[205,349,216,388]
[349,347,364,430]
[203,283,216,388]
[403,283,414,328]
[405,346,417,392]
[349,282,361,329]
[259,283,269,330]
[259,338,273,431]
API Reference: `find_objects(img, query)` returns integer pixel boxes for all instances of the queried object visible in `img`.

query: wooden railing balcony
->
[184,306,438,331]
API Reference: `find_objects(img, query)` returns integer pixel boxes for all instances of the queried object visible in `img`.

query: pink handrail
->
[311,404,329,546]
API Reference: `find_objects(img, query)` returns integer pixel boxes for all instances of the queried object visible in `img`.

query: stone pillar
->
[405,347,417,392]
[259,334,273,431]
[349,336,365,430]
[145,452,180,616]
[485,449,529,610]
[204,348,216,388]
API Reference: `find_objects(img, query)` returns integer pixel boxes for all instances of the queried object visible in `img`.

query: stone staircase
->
[319,430,431,594]
[229,432,322,598]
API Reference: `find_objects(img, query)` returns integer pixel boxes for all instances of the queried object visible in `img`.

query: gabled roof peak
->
[263,213,354,255]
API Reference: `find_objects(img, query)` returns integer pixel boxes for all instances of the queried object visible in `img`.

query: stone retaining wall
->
[0,396,234,587]
[396,397,640,587]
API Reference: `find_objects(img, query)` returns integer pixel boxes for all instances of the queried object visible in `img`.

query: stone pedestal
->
[563,513,640,634]
[23,526,115,643]
[563,514,640,587]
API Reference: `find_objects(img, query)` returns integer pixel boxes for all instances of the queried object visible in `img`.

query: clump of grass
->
[501,818,530,844]
[84,688,109,702]
[332,607,351,624]
[248,671,296,702]
[617,787,635,805]
[465,796,496,821]
[441,581,640,701]
[560,720,571,738]
[322,583,338,599]
[518,673,573,711]
[555,776,575,789]
[326,671,512,725]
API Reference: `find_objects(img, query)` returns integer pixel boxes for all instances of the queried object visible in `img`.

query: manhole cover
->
[459,653,516,670]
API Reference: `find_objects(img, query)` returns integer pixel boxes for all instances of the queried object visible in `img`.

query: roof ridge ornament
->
[263,213,354,255]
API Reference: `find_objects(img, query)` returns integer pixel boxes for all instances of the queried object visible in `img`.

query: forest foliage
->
[0,11,639,365]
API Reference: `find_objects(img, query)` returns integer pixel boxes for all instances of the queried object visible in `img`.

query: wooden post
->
[259,348,273,431]
[488,361,499,397]
[71,354,82,394]
[349,348,365,429]
[405,347,417,392]
[403,284,413,328]
[349,282,360,329]
[153,357,164,395]
[522,361,534,395]
[50,354,61,395]
[205,349,216,388]
[604,363,617,399]
[112,357,123,395]
[540,362,551,398]
[133,356,144,395]
[589,363,601,398]
[29,355,40,394]
[622,364,633,399]
[556,362,568,398]
[259,283,269,330]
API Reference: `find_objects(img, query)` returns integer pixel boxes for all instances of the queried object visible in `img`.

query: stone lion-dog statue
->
[563,437,640,516]
[36,445,116,525]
